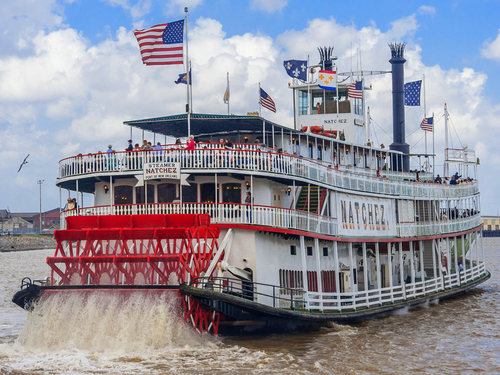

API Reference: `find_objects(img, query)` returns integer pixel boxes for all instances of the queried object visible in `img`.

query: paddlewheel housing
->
[47,213,222,334]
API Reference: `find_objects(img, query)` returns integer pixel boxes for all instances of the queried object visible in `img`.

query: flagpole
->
[189,60,193,113]
[258,82,261,117]
[423,74,427,171]
[184,7,191,137]
[432,111,435,177]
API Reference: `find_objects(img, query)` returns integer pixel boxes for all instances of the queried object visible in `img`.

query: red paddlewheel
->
[182,295,220,335]
[48,214,223,335]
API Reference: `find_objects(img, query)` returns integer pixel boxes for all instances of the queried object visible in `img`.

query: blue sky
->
[2,0,500,214]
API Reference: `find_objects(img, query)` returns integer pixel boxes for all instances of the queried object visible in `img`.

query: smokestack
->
[388,43,409,172]
[318,46,335,70]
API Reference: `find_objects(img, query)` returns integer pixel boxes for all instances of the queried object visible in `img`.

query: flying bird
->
[17,154,29,173]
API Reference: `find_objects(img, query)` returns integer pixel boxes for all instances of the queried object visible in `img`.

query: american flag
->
[404,80,422,106]
[346,81,363,99]
[260,88,276,113]
[134,20,184,66]
[420,117,433,132]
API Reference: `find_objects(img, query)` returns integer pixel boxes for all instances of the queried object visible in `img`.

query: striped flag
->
[260,88,276,113]
[420,117,433,132]
[346,81,363,99]
[133,20,184,66]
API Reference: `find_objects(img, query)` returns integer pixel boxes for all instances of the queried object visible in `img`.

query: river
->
[1,239,499,374]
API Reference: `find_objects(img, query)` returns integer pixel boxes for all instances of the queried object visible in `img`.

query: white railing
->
[306,261,487,312]
[62,202,338,236]
[397,215,482,237]
[58,148,479,199]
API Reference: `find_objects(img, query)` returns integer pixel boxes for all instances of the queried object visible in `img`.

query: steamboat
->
[13,44,489,335]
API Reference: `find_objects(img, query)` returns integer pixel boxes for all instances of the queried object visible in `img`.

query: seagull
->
[17,154,29,173]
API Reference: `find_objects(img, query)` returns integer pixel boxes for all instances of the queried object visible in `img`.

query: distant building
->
[0,208,61,234]
[482,216,500,231]
[31,208,61,231]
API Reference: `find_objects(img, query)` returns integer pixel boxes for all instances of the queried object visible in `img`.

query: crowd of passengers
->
[61,139,476,187]
[407,170,474,185]
[440,207,479,220]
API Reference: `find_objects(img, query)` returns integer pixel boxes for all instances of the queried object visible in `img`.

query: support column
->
[436,239,444,290]
[314,238,323,311]
[299,235,309,309]
[333,241,340,311]
[432,238,437,281]
[451,236,459,286]
[409,241,415,297]
[461,234,466,283]
[362,242,368,306]
[375,242,381,304]
[388,242,393,302]
[399,242,405,300]
[419,240,425,295]
[349,242,356,308]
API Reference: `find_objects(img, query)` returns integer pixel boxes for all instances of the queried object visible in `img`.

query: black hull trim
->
[12,282,181,312]
[180,272,491,333]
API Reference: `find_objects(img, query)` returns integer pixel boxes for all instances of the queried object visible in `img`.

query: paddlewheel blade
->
[47,213,222,334]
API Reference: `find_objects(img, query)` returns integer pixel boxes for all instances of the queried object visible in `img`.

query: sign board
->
[143,162,180,181]
[336,193,397,237]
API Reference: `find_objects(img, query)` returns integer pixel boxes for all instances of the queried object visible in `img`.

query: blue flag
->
[175,70,192,85]
[283,60,308,81]
[404,80,421,106]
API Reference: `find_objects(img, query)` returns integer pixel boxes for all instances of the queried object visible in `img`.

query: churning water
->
[1,240,500,374]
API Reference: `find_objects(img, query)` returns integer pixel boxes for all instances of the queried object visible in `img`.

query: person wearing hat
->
[126,140,133,152]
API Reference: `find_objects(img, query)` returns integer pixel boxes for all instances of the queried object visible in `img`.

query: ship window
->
[182,183,198,203]
[290,245,297,255]
[307,246,313,256]
[158,183,176,203]
[299,90,308,115]
[323,247,328,256]
[114,186,133,205]
[136,185,154,204]
[200,183,217,203]
[222,183,241,204]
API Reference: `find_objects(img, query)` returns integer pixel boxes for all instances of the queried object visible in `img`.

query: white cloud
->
[481,28,500,60]
[1,6,499,214]
[250,0,287,13]
[418,5,436,16]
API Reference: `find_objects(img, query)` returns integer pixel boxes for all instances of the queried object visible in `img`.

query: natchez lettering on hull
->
[337,193,396,236]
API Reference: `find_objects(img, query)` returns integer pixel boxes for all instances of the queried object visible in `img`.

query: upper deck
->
[57,144,479,200]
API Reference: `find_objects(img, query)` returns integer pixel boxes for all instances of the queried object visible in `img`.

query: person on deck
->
[185,135,195,150]
[126,140,133,152]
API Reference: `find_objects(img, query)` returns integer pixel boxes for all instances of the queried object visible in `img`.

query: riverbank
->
[0,235,56,252]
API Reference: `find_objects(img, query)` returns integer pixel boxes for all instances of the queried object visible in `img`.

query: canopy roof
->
[123,113,293,138]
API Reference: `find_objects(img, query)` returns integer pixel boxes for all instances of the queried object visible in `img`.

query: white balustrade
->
[58,148,479,199]
[62,202,338,236]
[304,261,487,312]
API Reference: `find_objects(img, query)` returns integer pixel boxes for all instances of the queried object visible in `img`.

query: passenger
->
[434,174,442,184]
[175,138,182,145]
[185,135,195,150]
[126,140,133,152]
[141,140,148,150]
[224,138,233,149]
[450,175,458,185]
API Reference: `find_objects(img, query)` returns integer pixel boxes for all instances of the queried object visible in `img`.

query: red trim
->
[215,223,483,243]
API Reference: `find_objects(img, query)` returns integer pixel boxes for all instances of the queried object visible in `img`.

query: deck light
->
[103,185,109,194]
[245,181,250,190]
[287,187,291,196]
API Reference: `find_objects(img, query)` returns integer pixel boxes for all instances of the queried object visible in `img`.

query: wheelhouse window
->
[182,183,198,203]
[114,186,133,205]
[158,183,176,203]
[222,183,241,203]
[136,185,154,204]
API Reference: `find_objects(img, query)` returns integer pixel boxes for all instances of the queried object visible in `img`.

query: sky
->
[2,0,500,215]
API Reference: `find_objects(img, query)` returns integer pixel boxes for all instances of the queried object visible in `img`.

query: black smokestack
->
[388,43,409,172]
[318,46,334,70]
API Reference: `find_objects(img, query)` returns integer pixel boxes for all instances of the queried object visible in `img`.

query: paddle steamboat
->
[13,44,489,335]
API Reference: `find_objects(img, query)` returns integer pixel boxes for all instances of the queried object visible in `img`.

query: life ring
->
[301,126,308,132]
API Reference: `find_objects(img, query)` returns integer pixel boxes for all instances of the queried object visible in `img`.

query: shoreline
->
[0,236,57,252]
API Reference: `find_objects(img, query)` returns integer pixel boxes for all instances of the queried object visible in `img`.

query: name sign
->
[143,162,180,180]
[336,193,396,237]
